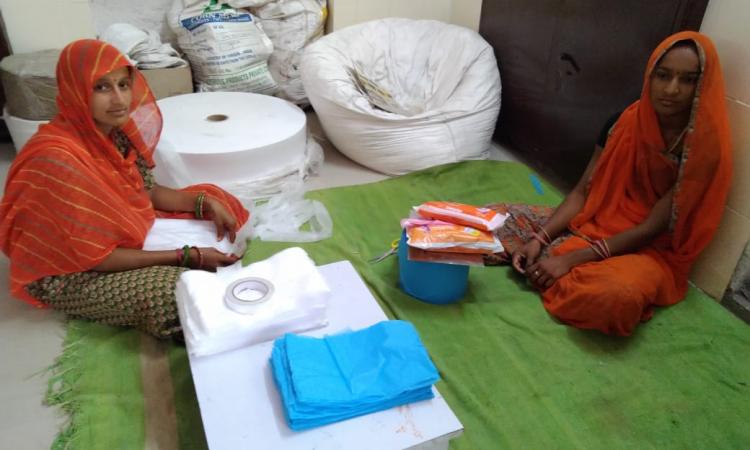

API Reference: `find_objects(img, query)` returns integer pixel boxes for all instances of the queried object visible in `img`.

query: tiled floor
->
[0,113,525,449]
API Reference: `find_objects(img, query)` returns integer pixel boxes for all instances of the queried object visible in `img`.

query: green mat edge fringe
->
[45,319,85,450]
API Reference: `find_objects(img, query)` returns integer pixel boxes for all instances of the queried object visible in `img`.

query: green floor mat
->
[48,161,750,449]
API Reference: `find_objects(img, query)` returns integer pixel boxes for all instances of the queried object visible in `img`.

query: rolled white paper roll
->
[154,92,307,188]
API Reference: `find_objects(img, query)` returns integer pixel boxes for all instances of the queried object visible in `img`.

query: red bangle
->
[192,246,204,269]
[175,248,183,266]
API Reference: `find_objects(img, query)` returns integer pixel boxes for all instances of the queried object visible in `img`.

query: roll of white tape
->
[224,277,275,315]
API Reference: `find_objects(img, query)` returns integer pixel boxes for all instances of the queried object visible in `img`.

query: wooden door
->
[0,17,10,141]
[480,0,708,186]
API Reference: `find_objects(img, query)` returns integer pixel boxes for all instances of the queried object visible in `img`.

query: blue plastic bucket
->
[398,230,469,304]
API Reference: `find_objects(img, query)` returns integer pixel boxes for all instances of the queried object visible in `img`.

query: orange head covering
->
[0,40,162,306]
[55,38,161,179]
[570,31,732,301]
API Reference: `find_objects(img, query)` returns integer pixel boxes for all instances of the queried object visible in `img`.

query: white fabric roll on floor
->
[153,92,308,197]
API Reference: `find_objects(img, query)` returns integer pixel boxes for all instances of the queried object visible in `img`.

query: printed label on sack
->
[180,11,252,32]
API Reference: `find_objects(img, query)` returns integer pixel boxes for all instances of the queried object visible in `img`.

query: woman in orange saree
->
[503,31,732,336]
[0,40,249,338]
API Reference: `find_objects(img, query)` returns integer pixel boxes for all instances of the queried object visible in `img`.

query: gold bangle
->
[194,192,206,219]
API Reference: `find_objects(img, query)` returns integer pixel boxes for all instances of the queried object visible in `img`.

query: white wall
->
[0,0,483,54]
[693,0,750,298]
[327,0,483,31]
[0,0,96,53]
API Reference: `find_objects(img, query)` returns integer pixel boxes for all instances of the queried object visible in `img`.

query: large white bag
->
[250,0,326,105]
[168,0,277,94]
[301,18,501,175]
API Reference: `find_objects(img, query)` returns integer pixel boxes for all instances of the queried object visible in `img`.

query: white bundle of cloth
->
[101,23,188,69]
[176,247,330,357]
[143,218,253,255]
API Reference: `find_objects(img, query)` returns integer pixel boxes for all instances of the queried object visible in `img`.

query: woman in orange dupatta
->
[0,40,249,338]
[502,31,731,336]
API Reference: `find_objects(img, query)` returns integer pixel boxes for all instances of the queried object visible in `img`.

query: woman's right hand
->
[190,247,240,271]
[511,239,543,274]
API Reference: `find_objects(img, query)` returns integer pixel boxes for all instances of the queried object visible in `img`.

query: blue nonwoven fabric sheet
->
[270,320,440,431]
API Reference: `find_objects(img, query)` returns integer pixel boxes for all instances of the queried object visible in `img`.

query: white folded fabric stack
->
[176,247,330,357]
[143,218,253,256]
[101,23,188,69]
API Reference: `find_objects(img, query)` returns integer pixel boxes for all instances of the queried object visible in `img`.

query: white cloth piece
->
[176,247,330,357]
[142,218,253,255]
[101,23,187,69]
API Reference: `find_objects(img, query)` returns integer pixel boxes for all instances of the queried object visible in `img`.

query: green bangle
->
[181,244,191,267]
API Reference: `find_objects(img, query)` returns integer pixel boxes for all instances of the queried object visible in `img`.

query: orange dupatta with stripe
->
[563,31,732,305]
[0,40,248,306]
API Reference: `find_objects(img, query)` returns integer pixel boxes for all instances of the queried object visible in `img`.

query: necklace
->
[666,126,688,155]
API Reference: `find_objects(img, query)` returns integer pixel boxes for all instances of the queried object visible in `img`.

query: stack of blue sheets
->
[270,320,440,431]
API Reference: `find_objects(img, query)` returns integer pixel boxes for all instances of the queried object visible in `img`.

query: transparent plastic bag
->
[252,182,332,242]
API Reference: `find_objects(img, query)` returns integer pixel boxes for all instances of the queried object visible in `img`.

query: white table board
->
[182,260,464,450]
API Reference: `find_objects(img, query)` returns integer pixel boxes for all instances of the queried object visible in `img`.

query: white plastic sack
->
[227,0,274,7]
[301,18,501,175]
[168,0,277,93]
[101,23,187,69]
[250,0,327,104]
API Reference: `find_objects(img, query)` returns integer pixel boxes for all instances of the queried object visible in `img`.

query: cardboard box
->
[139,65,193,100]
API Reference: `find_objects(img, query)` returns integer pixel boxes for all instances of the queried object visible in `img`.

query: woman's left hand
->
[204,197,237,243]
[526,255,574,290]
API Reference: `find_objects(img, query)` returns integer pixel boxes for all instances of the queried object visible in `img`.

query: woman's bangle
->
[589,239,611,260]
[589,243,606,260]
[600,239,611,258]
[181,244,191,267]
[192,246,203,269]
[531,231,550,247]
[540,227,552,243]
[531,223,553,246]
[175,248,183,266]
[195,192,206,219]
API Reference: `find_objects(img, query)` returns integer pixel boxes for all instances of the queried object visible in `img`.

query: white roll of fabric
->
[175,247,330,357]
[153,92,310,201]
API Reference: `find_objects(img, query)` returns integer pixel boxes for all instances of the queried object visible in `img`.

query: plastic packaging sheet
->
[270,320,439,430]
[252,181,332,242]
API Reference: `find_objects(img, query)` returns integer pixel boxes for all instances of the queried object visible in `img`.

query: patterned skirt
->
[26,265,188,339]
[484,203,569,265]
